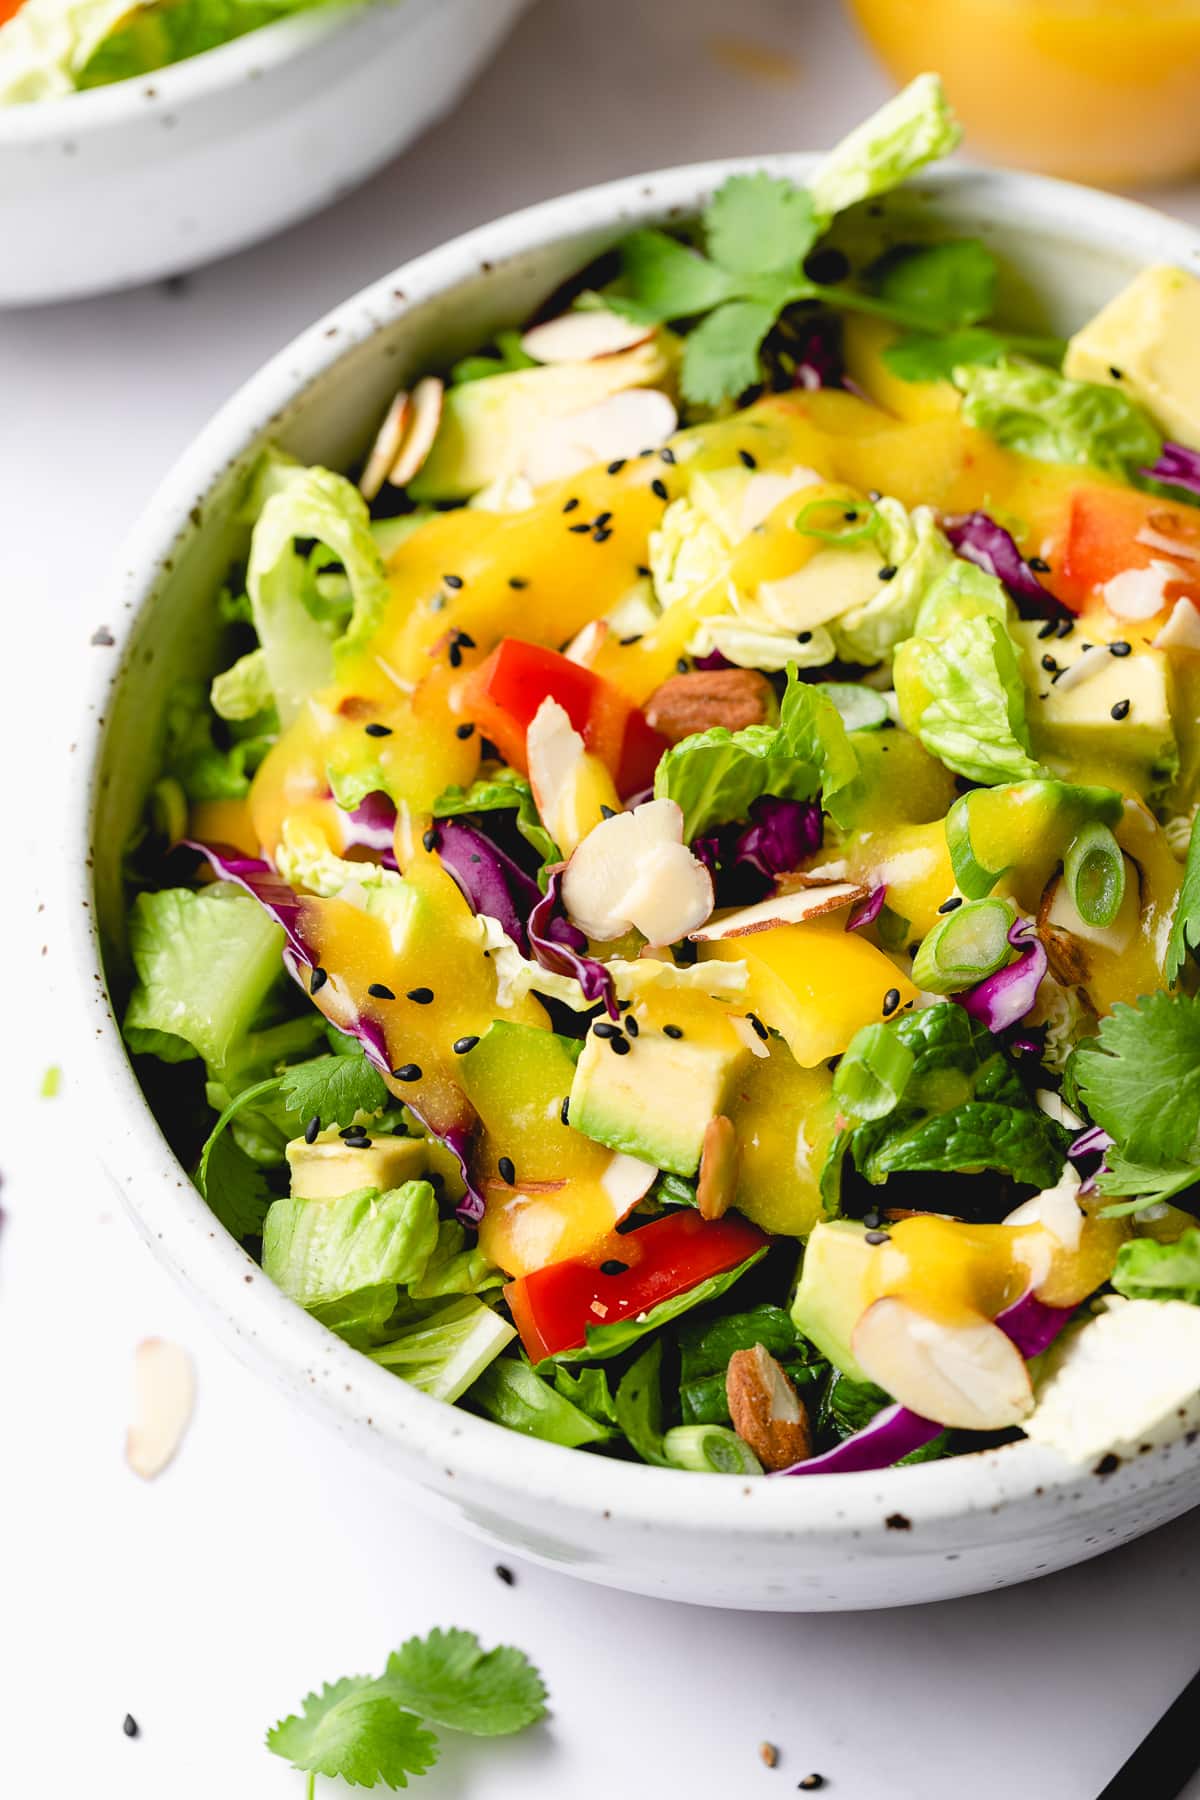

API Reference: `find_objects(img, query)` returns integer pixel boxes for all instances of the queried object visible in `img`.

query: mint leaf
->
[1070,994,1200,1166]
[267,1676,437,1789]
[196,1126,273,1241]
[862,1100,1065,1186]
[681,298,780,407]
[704,172,818,275]
[383,1628,548,1737]
[1111,1229,1200,1303]
[1166,810,1200,985]
[875,240,997,330]
[882,326,1008,383]
[279,1051,391,1130]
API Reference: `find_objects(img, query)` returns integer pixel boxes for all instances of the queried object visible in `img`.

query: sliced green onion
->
[1064,822,1126,929]
[662,1424,763,1476]
[911,897,1017,994]
[823,682,890,731]
[794,497,881,546]
[833,1022,915,1122]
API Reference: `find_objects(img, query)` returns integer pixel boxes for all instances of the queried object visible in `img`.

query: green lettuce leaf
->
[72,0,348,91]
[262,1181,440,1310]
[807,71,962,224]
[159,678,274,803]
[613,1339,670,1466]
[433,770,559,871]
[123,884,285,1069]
[818,1369,949,1463]
[0,0,138,102]
[831,499,950,665]
[467,1356,617,1448]
[369,1297,516,1402]
[1111,1230,1200,1304]
[409,1221,506,1299]
[653,665,858,838]
[210,647,272,723]
[1167,809,1200,986]
[894,601,1041,786]
[957,358,1162,476]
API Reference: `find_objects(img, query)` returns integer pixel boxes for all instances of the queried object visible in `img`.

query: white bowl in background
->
[0,0,530,306]
[68,158,1200,1610]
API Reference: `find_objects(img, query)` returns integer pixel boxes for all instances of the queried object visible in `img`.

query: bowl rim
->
[0,0,433,144]
[70,153,1200,1538]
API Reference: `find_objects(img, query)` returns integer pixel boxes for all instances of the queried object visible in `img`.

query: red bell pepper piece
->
[505,1208,769,1362]
[458,638,667,797]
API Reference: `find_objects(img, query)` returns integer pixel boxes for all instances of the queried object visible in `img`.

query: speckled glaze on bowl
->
[0,0,530,306]
[68,158,1200,1610]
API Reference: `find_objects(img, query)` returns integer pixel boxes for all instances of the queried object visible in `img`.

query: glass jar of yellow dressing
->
[847,0,1200,187]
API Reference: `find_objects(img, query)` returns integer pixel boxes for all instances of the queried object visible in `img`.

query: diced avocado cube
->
[287,1130,435,1201]
[1014,620,1178,801]
[457,1021,583,1180]
[791,1220,876,1383]
[1064,264,1200,450]
[568,1015,749,1176]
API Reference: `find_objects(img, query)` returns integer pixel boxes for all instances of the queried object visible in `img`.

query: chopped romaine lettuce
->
[957,359,1162,476]
[124,884,285,1069]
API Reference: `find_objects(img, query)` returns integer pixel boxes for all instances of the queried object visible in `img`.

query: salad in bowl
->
[117,77,1200,1489]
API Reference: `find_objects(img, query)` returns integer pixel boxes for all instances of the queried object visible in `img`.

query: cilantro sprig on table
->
[267,1628,547,1793]
[1069,994,1200,1217]
[609,174,1061,405]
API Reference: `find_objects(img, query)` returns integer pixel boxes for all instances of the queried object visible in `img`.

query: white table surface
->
[5,2,1200,1795]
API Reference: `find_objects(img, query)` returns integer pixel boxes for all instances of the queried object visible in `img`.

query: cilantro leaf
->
[196,1129,273,1240]
[1096,1149,1200,1216]
[1111,1229,1200,1303]
[267,1677,437,1789]
[279,1051,391,1130]
[704,172,818,276]
[874,240,997,330]
[882,326,1009,383]
[1166,810,1200,985]
[383,1628,548,1737]
[1070,994,1200,1167]
[617,227,738,322]
[681,298,780,408]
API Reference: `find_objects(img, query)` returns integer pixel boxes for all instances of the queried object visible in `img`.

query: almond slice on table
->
[522,388,678,487]
[387,376,445,488]
[520,309,655,364]
[852,1297,1034,1433]
[359,389,411,501]
[696,1114,739,1220]
[126,1338,195,1480]
[726,1344,812,1472]
[562,797,713,944]
[689,883,867,941]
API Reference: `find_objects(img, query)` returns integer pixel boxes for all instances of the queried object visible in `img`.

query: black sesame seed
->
[423,827,438,853]
[1041,653,1058,672]
[862,1210,882,1230]
[364,721,392,737]
[495,1564,516,1586]
[625,1015,639,1037]
[607,458,626,475]
[882,987,901,1017]
[563,497,580,513]
[937,896,963,914]
[1111,698,1131,720]
[1028,555,1051,573]
[595,510,613,528]
[619,632,641,645]
[560,1095,571,1126]
[1037,619,1057,640]
[509,576,528,589]
[797,629,813,644]
[600,1259,629,1276]
[498,1155,516,1185]
[309,966,328,994]
[593,526,613,543]
[455,722,476,739]
[738,448,758,470]
[600,804,617,819]
[339,1125,360,1139]
[455,631,475,649]
[367,982,396,999]
[1110,640,1132,657]
[865,1229,891,1246]
[609,1034,631,1055]
[1056,616,1075,638]
[406,987,434,1004]
[843,509,859,522]
[660,446,676,464]
[663,1024,683,1039]
[746,1011,769,1042]
[304,1114,320,1144]
[448,642,462,668]
[453,1036,479,1055]
[676,657,690,674]
[593,1021,619,1039]
[348,1135,373,1149]
[391,1063,422,1082]
[877,564,897,582]
[123,1715,139,1739]
[568,521,592,534]
[443,573,464,590]
[651,477,669,501]
[636,563,653,578]
[1108,366,1123,381]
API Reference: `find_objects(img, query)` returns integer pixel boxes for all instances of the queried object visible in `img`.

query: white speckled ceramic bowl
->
[0,0,530,306]
[69,159,1200,1610]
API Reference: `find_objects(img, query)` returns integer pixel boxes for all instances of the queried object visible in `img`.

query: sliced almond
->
[564,618,609,667]
[1100,560,1182,621]
[561,798,713,943]
[1153,597,1200,651]
[387,376,445,488]
[599,1151,659,1214]
[726,1343,812,1472]
[521,309,655,364]
[644,668,773,744]
[852,1297,1034,1432]
[126,1338,195,1480]
[522,388,678,488]
[697,1114,739,1220]
[359,388,410,501]
[689,882,866,941]
[527,696,588,851]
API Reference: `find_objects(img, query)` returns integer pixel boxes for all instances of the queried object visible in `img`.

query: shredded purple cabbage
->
[733,796,823,880]
[430,819,541,955]
[1068,1124,1113,1161]
[1140,440,1200,500]
[957,917,1047,1035]
[791,314,845,392]
[186,839,486,1224]
[692,650,733,672]
[773,1402,943,1477]
[942,511,1067,620]
[846,884,886,933]
[528,871,619,1019]
[340,790,400,866]
[994,1288,1076,1360]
